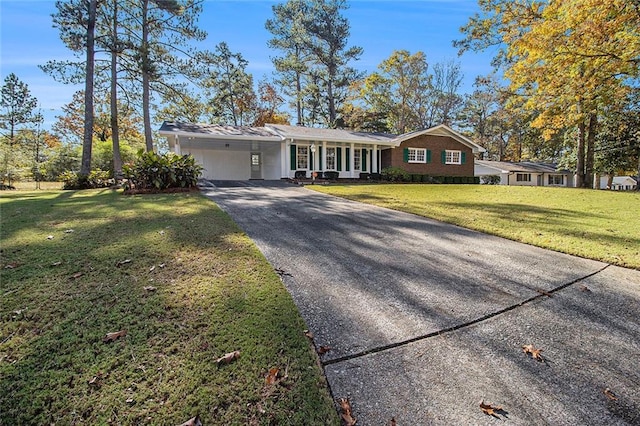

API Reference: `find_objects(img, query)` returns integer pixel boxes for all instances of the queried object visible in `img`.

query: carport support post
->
[281,141,289,178]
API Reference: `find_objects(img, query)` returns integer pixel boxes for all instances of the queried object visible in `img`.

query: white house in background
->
[597,175,638,191]
[159,121,485,180]
[475,160,574,187]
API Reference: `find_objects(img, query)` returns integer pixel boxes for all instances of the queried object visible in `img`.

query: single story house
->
[475,160,574,187]
[159,122,485,181]
[596,175,638,191]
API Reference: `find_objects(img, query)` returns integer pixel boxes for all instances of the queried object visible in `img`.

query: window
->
[326,147,336,170]
[408,148,426,163]
[548,175,564,185]
[354,148,361,171]
[516,173,531,182]
[297,146,309,169]
[445,150,461,164]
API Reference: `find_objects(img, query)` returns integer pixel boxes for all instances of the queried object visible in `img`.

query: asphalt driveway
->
[201,181,640,425]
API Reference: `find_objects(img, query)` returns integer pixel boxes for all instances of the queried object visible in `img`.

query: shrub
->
[481,175,501,185]
[381,167,410,182]
[323,171,339,180]
[60,169,112,190]
[122,151,203,191]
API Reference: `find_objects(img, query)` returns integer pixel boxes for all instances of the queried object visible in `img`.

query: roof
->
[158,121,485,151]
[158,121,282,141]
[265,124,397,145]
[612,176,637,185]
[393,124,486,153]
[475,160,571,174]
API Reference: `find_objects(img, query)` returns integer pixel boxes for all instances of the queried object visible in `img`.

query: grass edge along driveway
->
[310,184,640,270]
[0,189,338,425]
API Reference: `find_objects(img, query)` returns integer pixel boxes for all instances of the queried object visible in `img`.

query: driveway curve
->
[201,181,640,425]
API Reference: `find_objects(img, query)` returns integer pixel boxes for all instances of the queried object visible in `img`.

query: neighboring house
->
[475,160,574,187]
[159,122,485,180]
[381,125,485,177]
[597,175,638,191]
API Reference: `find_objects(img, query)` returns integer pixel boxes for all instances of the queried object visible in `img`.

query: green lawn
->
[310,184,640,270]
[1,189,338,425]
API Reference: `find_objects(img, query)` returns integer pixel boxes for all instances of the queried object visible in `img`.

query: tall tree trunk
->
[585,112,597,189]
[576,120,586,188]
[327,66,336,126]
[81,0,97,176]
[295,70,303,125]
[141,0,153,151]
[111,0,123,180]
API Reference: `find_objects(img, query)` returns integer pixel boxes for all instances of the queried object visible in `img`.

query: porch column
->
[174,136,181,154]
[322,141,327,173]
[372,144,378,173]
[350,143,356,178]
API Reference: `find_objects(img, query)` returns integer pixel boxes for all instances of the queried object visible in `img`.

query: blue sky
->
[1,0,495,130]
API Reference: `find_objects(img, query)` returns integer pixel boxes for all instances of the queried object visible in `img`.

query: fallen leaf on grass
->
[216,350,240,367]
[604,388,618,400]
[4,262,18,269]
[47,235,54,240]
[265,367,280,385]
[159,263,166,268]
[522,344,545,362]
[149,265,156,272]
[480,401,504,417]
[144,286,157,292]
[317,345,331,355]
[51,261,62,267]
[179,415,202,426]
[303,329,314,340]
[339,398,356,426]
[116,259,132,267]
[64,229,74,233]
[88,372,104,386]
[103,330,127,343]
[70,272,84,279]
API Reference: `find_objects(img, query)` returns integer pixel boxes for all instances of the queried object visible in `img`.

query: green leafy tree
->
[0,73,38,185]
[266,0,362,127]
[204,42,257,126]
[456,0,640,188]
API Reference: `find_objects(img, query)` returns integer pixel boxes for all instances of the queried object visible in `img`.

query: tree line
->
[1,0,638,188]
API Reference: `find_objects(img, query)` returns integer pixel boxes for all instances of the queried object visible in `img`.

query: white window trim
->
[325,146,337,171]
[548,174,564,185]
[297,145,309,170]
[445,150,461,165]
[408,147,427,163]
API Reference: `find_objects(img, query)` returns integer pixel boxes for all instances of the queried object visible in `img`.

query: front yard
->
[0,189,338,425]
[310,184,640,270]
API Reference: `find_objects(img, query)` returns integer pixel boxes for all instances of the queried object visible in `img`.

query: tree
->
[266,0,311,125]
[0,73,38,185]
[595,90,640,188]
[266,0,362,127]
[253,80,290,126]
[53,91,144,147]
[456,0,640,188]
[204,42,256,126]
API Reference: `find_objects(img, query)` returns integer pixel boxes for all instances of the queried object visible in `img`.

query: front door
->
[250,152,262,179]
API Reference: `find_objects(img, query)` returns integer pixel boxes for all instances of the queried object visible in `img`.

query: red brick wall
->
[380,134,475,176]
